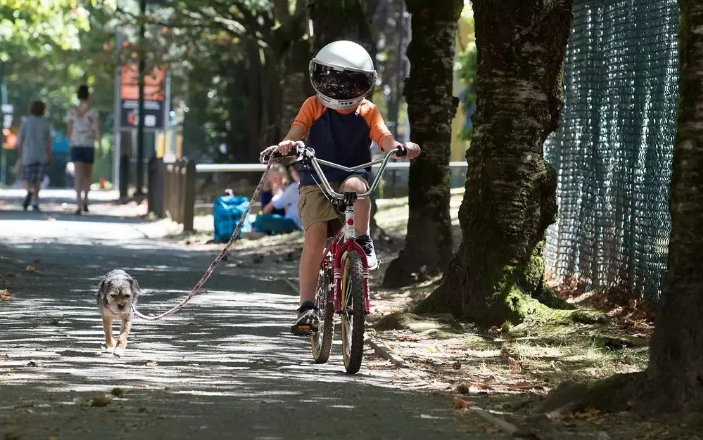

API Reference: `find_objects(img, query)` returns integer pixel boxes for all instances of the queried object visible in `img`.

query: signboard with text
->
[119,63,167,130]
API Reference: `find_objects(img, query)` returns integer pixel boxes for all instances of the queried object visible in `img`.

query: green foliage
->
[455,42,477,141]
[0,0,94,58]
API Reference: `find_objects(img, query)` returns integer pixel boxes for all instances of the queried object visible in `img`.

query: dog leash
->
[131,146,286,321]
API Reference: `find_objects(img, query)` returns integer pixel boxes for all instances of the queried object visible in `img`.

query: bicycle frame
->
[295,145,402,315]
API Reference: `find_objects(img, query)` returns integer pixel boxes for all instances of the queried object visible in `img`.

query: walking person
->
[14,101,52,211]
[66,84,102,215]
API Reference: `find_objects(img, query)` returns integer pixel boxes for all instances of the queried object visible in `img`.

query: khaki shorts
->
[298,175,368,235]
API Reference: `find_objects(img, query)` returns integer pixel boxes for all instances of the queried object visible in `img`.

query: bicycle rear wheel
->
[340,251,365,374]
[310,265,334,363]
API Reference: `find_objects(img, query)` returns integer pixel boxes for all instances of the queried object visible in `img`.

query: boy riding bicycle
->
[274,40,421,333]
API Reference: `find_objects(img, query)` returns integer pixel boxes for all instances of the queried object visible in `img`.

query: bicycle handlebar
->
[271,141,407,200]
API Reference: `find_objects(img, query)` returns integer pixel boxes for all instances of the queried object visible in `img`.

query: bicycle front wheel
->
[310,266,334,363]
[340,251,365,374]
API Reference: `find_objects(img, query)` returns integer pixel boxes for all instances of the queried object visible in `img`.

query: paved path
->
[0,206,498,439]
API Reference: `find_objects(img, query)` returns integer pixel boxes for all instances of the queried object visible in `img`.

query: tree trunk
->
[645,0,703,411]
[382,0,461,288]
[414,0,573,327]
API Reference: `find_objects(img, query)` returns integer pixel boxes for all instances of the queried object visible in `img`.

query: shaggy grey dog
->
[97,269,140,356]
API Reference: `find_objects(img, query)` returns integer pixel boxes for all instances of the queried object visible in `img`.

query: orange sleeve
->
[291,97,323,131]
[361,103,393,149]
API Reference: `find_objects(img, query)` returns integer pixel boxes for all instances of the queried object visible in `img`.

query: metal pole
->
[135,0,146,196]
[0,60,5,186]
[114,32,123,193]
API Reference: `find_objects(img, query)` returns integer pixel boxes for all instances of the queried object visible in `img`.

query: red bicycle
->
[283,142,407,374]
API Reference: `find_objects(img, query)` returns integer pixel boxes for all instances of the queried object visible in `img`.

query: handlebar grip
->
[394,144,408,157]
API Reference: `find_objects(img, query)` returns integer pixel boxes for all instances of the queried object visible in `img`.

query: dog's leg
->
[102,315,116,351]
[114,318,132,357]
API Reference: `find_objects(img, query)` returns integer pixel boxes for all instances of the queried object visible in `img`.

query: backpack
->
[213,195,252,243]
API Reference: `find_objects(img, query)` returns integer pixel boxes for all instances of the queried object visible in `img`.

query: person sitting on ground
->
[273,40,420,333]
[258,163,287,217]
[67,84,102,215]
[253,160,302,235]
[15,101,52,212]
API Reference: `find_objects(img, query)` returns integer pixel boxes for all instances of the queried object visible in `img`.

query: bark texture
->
[382,0,461,288]
[415,0,573,326]
[645,0,703,411]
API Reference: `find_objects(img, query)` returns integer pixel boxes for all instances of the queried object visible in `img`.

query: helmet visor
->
[310,61,375,101]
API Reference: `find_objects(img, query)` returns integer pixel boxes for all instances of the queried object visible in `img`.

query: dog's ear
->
[128,278,141,296]
[98,279,106,296]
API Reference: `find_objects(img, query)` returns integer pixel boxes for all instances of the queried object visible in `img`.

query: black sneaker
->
[31,204,40,212]
[291,300,319,335]
[356,234,379,270]
[22,192,32,211]
[83,202,89,212]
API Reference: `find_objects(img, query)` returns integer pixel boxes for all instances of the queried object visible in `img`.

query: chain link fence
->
[543,0,679,303]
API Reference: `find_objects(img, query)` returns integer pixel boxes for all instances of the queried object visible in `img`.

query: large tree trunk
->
[381,0,462,288]
[414,0,573,326]
[645,0,703,411]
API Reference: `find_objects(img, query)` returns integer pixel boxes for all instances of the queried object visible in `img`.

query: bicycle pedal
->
[291,324,315,336]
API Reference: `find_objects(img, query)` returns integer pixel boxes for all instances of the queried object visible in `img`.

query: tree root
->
[542,373,645,416]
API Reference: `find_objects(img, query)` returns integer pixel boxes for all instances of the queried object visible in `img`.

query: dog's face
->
[99,271,139,314]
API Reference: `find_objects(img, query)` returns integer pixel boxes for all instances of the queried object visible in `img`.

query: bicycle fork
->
[332,196,371,314]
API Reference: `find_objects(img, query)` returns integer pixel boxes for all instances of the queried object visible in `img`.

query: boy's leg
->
[299,222,327,303]
[293,185,340,334]
[293,221,327,334]
[339,176,371,236]
[339,176,378,269]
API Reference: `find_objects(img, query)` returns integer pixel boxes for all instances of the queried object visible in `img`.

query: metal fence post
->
[183,159,196,232]
[119,154,129,200]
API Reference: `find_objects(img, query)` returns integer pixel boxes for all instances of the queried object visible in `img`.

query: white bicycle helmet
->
[309,40,377,110]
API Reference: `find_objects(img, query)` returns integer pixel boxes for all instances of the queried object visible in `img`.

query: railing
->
[148,158,467,232]
[149,157,196,231]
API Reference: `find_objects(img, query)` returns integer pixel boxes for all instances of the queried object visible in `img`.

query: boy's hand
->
[402,142,421,159]
[277,140,297,156]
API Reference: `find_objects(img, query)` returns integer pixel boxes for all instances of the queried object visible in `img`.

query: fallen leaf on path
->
[488,326,501,334]
[146,361,158,367]
[466,381,493,391]
[0,289,13,300]
[145,267,154,271]
[33,259,42,264]
[91,396,113,407]
[507,356,522,371]
[101,418,117,424]
[111,387,124,397]
[26,265,36,272]
[26,361,37,367]
[454,396,473,410]
[508,381,533,390]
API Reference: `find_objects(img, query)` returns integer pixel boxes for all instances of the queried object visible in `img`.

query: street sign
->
[119,63,167,130]
[2,104,12,129]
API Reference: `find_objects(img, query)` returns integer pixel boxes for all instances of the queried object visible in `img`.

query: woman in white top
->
[66,85,102,215]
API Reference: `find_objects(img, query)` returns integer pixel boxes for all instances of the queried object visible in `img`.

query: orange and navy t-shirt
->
[291,96,392,187]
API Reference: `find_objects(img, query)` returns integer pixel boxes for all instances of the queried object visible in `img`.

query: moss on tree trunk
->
[382,0,462,288]
[414,0,574,327]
